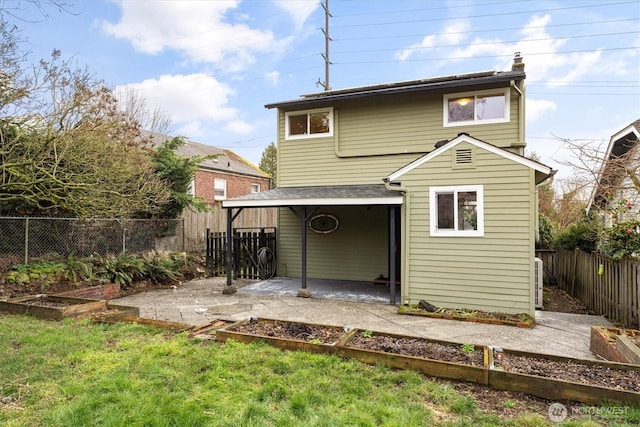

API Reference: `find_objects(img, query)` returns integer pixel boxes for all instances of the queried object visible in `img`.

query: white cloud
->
[273,0,319,29]
[264,70,280,86]
[117,73,237,131]
[224,120,254,134]
[396,20,470,61]
[526,99,557,121]
[101,0,284,72]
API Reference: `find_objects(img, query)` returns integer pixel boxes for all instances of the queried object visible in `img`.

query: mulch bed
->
[20,299,74,308]
[346,333,485,366]
[493,351,640,392]
[228,319,345,344]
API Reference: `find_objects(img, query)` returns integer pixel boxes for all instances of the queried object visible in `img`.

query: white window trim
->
[429,185,484,237]
[214,178,227,200]
[285,107,334,140]
[443,88,510,127]
[251,183,260,193]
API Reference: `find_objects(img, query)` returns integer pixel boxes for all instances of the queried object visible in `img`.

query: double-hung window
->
[444,88,509,126]
[285,108,333,140]
[214,178,227,200]
[430,185,484,236]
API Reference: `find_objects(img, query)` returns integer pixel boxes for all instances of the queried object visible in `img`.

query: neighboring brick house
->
[144,130,271,205]
[144,131,274,245]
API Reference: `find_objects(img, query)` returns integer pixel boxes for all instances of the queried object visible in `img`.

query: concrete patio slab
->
[114,277,612,360]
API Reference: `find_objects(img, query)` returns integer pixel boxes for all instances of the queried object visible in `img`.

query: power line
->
[331,1,639,29]
[331,31,640,56]
[333,46,639,65]
[336,18,640,42]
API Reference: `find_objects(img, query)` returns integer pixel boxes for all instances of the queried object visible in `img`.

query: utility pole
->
[317,0,331,91]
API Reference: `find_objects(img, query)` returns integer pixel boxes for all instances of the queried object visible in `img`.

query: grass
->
[1,314,638,427]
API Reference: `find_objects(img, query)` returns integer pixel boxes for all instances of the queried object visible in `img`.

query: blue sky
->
[5,0,640,185]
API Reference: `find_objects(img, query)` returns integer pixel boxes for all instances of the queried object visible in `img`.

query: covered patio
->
[236,277,390,304]
[222,184,404,304]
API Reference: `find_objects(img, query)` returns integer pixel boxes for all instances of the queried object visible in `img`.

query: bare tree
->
[0,25,171,218]
[554,132,639,215]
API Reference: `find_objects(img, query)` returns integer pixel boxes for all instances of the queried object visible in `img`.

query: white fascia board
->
[604,124,640,159]
[386,134,552,182]
[223,196,404,208]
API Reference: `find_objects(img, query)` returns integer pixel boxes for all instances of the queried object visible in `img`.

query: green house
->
[224,54,554,315]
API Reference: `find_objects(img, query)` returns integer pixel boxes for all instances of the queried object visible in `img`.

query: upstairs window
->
[430,185,484,237]
[285,108,333,140]
[251,183,260,193]
[214,178,227,200]
[444,88,509,126]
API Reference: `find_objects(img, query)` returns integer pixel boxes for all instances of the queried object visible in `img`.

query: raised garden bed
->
[590,326,640,365]
[489,347,640,405]
[216,317,348,354]
[0,295,107,320]
[398,304,535,328]
[213,316,640,405]
[338,330,489,385]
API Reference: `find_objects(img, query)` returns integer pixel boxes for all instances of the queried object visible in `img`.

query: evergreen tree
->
[259,142,277,188]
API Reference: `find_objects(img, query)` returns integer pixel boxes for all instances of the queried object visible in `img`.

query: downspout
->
[532,170,556,313]
[383,178,408,305]
[534,170,556,242]
[511,81,525,152]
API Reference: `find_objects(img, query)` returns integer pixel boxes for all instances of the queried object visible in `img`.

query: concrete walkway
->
[114,277,612,360]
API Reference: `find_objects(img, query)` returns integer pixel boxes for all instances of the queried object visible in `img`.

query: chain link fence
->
[0,217,185,272]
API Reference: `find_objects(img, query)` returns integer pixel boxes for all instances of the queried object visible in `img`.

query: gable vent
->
[456,149,473,164]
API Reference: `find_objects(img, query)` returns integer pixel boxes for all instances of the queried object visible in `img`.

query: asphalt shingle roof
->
[143,130,268,179]
[223,184,404,208]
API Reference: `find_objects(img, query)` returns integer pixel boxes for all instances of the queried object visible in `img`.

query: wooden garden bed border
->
[0,295,107,321]
[215,317,640,405]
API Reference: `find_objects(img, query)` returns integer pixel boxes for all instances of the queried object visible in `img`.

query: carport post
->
[226,208,233,287]
[389,206,397,305]
[224,207,244,293]
[301,206,307,289]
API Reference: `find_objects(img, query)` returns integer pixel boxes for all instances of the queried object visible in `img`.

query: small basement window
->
[430,185,484,237]
[285,108,333,140]
[444,88,509,127]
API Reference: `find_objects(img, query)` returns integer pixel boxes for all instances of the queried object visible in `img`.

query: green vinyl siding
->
[276,205,389,281]
[277,85,521,187]
[400,142,536,315]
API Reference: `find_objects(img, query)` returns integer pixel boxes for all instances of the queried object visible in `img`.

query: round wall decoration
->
[309,213,339,234]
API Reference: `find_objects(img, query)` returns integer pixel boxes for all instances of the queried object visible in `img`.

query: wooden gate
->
[206,227,277,279]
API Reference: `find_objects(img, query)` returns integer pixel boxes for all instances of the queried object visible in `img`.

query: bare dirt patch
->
[543,285,594,314]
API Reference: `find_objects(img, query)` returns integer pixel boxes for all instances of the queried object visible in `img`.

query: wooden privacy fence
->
[206,227,277,280]
[554,248,639,328]
[182,205,276,252]
[534,249,557,285]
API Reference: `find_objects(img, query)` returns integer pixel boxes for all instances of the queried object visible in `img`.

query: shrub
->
[536,214,555,249]
[142,251,181,285]
[94,254,144,287]
[599,200,640,259]
[554,220,600,253]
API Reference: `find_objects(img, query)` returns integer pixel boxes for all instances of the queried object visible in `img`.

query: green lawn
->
[0,314,638,427]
